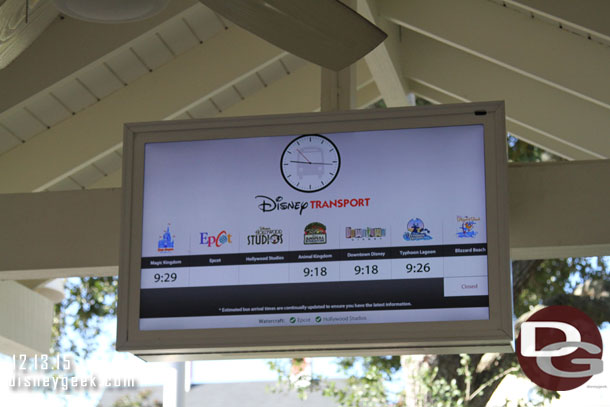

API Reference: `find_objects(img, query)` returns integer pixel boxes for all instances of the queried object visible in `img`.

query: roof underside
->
[0,0,608,194]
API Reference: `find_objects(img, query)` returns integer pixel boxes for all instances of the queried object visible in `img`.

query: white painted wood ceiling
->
[0,4,226,150]
[0,3,319,191]
[0,0,607,194]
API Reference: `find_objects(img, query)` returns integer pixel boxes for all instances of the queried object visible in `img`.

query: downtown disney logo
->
[254,195,372,215]
[516,305,604,391]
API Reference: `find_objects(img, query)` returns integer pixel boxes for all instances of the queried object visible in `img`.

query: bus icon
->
[297,147,324,179]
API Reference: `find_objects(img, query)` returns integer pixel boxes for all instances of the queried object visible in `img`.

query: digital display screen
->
[138,125,489,331]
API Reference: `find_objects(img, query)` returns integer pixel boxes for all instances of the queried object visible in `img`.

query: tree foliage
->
[112,390,162,407]
[52,276,117,358]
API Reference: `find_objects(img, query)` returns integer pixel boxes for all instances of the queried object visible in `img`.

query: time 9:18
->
[354,265,379,275]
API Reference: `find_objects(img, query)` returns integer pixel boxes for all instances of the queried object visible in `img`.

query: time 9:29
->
[154,272,177,283]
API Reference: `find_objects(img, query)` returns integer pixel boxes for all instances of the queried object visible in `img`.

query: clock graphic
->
[280,134,340,193]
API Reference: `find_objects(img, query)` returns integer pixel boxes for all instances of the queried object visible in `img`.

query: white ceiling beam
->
[398,30,609,160]
[357,0,410,107]
[407,79,596,161]
[505,0,610,42]
[0,0,199,113]
[0,188,122,279]
[0,281,54,355]
[85,63,380,190]
[509,160,610,259]
[321,64,357,112]
[379,0,610,110]
[89,170,123,190]
[219,61,377,118]
[0,26,286,193]
[356,81,383,109]
[3,160,608,279]
[51,61,376,192]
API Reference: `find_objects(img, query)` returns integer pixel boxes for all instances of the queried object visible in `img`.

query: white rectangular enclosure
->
[117,102,513,360]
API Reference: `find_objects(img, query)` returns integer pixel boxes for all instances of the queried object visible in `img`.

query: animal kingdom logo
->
[304,222,327,244]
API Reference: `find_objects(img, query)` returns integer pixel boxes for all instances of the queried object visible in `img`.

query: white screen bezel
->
[117,102,512,359]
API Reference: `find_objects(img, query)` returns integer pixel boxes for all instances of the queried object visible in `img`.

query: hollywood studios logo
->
[247,227,283,245]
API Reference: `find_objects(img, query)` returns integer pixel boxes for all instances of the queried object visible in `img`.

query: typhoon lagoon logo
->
[304,222,327,245]
[403,218,432,241]
[457,216,480,238]
[157,224,175,252]
[247,227,284,246]
[346,226,386,241]
[199,230,233,247]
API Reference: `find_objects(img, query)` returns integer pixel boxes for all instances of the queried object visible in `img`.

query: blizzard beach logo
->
[457,216,480,238]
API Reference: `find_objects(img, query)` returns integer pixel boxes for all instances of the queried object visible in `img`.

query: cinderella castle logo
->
[157,224,175,252]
